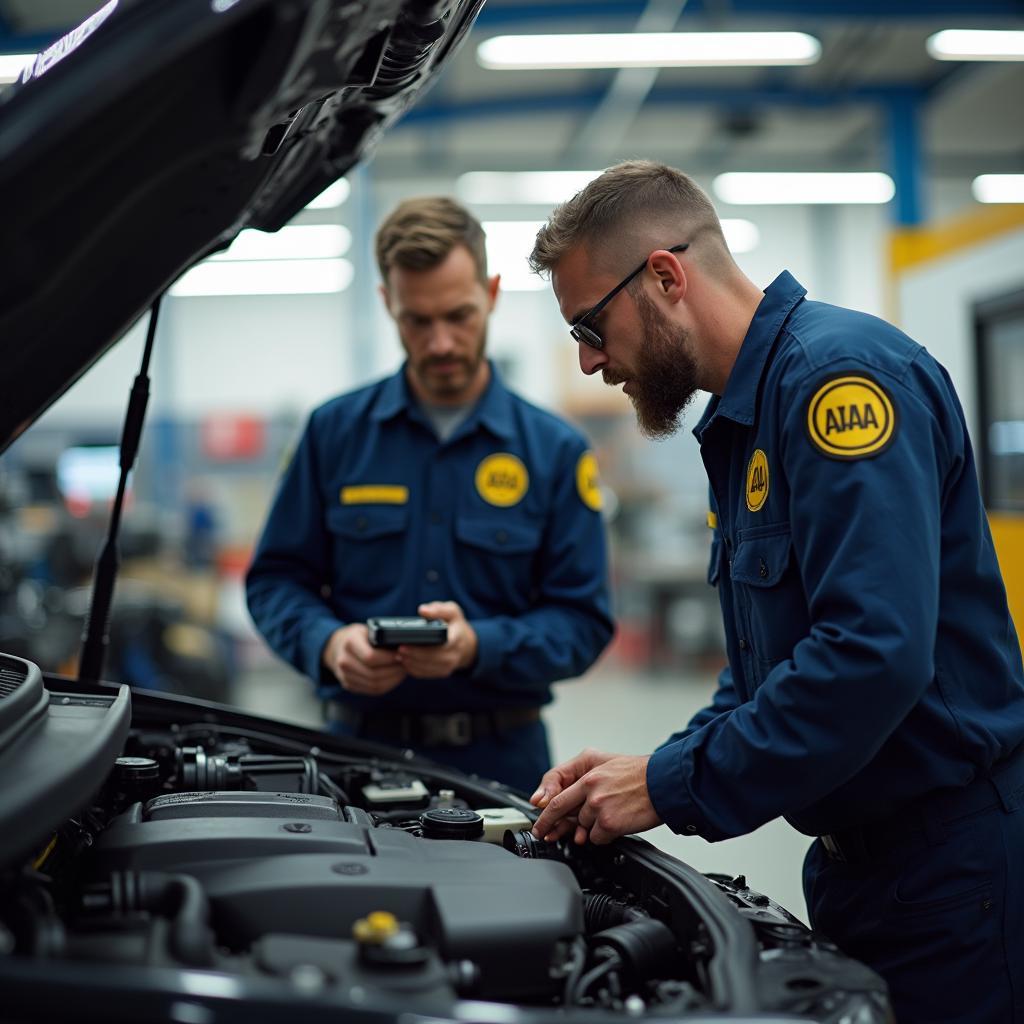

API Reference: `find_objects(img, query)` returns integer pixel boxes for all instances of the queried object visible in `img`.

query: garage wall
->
[893,208,1024,640]
[894,216,1024,443]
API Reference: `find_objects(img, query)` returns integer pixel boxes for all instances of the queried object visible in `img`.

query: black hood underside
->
[0,0,482,451]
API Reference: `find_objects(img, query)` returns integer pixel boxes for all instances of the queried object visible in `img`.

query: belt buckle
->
[820,833,846,862]
[424,712,473,747]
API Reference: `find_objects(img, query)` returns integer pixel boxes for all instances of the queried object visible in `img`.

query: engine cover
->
[91,791,581,999]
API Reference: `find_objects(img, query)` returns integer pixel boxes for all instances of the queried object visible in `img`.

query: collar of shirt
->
[692,270,807,441]
[369,359,516,441]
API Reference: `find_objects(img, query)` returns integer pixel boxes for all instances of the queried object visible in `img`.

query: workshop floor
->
[232,657,813,922]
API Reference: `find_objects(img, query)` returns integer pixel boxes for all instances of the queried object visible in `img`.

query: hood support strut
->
[78,297,161,683]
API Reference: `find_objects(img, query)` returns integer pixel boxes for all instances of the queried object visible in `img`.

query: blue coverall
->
[246,363,613,791]
[646,272,1024,1021]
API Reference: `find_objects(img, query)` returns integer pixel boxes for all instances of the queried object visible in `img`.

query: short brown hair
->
[376,196,488,284]
[529,160,729,278]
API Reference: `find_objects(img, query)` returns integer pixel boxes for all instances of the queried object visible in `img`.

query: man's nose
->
[426,321,457,354]
[578,343,606,376]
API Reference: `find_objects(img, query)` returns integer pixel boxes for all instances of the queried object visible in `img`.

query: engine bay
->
[0,657,889,1022]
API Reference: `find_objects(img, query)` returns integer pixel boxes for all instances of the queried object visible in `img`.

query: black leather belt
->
[323,703,541,747]
[819,746,1024,864]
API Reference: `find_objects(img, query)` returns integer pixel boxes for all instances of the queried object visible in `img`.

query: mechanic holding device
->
[526,161,1024,1022]
[246,197,613,791]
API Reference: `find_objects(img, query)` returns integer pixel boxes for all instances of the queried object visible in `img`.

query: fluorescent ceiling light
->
[170,258,353,297]
[306,179,350,209]
[713,172,895,205]
[0,53,35,83]
[459,171,603,205]
[926,29,1024,61]
[209,225,351,261]
[478,32,820,70]
[972,174,1024,203]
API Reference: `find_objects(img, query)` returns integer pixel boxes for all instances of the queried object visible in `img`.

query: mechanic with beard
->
[525,161,1024,1022]
[246,197,613,791]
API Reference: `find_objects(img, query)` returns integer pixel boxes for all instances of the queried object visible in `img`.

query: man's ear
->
[487,273,501,309]
[648,250,687,304]
[378,282,393,315]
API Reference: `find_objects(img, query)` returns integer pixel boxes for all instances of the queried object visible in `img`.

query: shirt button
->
[354,516,368,531]
[738,638,748,650]
[759,558,768,578]
[685,824,698,833]
[425,569,439,583]
[495,529,508,545]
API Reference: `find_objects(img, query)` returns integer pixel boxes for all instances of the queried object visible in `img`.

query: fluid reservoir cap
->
[353,911,400,944]
[419,807,484,840]
[114,756,160,783]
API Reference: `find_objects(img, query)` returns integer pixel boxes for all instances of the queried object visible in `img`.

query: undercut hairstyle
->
[376,196,489,284]
[529,160,731,279]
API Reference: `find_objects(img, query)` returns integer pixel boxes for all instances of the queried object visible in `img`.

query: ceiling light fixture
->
[713,172,895,205]
[926,29,1024,61]
[477,31,821,70]
[170,258,353,297]
[972,174,1024,203]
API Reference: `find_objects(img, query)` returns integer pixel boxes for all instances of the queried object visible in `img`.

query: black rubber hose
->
[103,872,215,968]
[583,892,646,932]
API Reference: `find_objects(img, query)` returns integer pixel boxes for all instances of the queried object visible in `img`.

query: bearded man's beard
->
[623,291,700,439]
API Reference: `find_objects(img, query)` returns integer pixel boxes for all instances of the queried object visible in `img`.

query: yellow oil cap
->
[353,911,401,944]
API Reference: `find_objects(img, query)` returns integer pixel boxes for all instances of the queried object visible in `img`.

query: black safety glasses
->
[569,243,689,350]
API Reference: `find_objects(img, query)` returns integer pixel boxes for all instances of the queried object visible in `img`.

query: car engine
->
[0,657,891,1022]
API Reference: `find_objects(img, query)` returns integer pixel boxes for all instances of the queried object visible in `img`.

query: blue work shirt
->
[246,362,613,712]
[647,271,1024,841]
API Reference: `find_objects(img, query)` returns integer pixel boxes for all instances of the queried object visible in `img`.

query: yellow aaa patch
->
[745,449,769,512]
[806,374,897,460]
[575,451,603,512]
[475,453,529,507]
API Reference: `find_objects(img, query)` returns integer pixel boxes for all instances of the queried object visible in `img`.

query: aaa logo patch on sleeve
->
[475,453,529,507]
[806,373,897,460]
[745,449,769,511]
[575,451,603,511]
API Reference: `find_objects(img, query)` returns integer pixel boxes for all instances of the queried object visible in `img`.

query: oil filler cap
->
[419,807,484,840]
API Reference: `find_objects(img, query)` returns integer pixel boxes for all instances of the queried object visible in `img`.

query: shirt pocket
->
[731,525,810,665]
[326,505,409,598]
[454,515,544,612]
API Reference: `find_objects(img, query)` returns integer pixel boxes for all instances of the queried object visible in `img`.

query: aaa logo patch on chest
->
[575,451,603,511]
[475,453,529,507]
[745,449,769,512]
[806,373,897,460]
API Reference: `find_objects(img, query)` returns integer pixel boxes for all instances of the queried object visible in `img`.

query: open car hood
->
[0,0,482,452]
